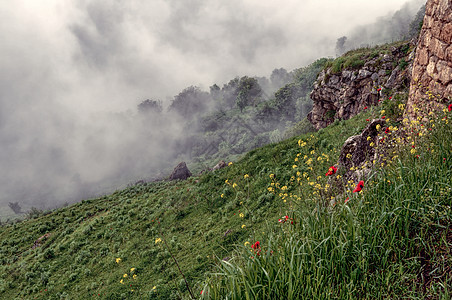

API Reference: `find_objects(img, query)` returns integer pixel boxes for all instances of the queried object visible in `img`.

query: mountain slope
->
[0,105,378,299]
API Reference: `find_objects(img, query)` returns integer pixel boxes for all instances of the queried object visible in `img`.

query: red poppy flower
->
[325,166,337,176]
[389,96,392,100]
[251,241,260,250]
[448,104,452,112]
[279,215,292,223]
[364,106,368,109]
[345,197,349,203]
[366,119,370,122]
[385,127,390,133]
[353,180,364,193]
[377,88,382,91]
[382,116,386,119]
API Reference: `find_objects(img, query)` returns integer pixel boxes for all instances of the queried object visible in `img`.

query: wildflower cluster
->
[114,258,140,293]
[267,135,339,207]
[278,215,294,225]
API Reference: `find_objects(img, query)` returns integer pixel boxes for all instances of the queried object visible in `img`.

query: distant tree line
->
[136,58,329,163]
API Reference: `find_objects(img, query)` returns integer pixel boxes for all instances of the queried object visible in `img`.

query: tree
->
[335,36,347,56]
[138,99,163,114]
[273,83,297,121]
[270,68,291,90]
[221,77,240,109]
[168,86,213,119]
[235,76,262,112]
[8,202,23,214]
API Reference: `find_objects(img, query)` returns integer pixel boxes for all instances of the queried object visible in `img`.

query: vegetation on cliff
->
[0,77,450,298]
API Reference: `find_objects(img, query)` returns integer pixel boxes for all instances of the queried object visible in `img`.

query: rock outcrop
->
[212,160,227,171]
[407,0,452,116]
[308,42,414,129]
[169,162,192,181]
[327,119,388,197]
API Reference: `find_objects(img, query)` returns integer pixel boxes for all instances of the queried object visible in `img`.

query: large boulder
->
[327,119,387,198]
[169,162,192,181]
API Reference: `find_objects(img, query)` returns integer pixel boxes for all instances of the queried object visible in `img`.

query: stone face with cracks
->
[309,42,413,130]
[407,0,452,116]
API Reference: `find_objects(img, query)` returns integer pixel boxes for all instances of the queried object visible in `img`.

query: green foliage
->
[168,86,213,119]
[0,103,373,299]
[205,107,452,299]
[399,58,408,70]
[331,57,345,74]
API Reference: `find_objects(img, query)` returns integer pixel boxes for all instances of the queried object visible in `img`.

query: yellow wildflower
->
[228,162,233,166]
[120,279,124,284]
[241,224,246,229]
[130,268,136,272]
[115,258,121,264]
[155,238,162,244]
[133,274,137,280]
[269,174,275,179]
[123,274,128,278]
[220,193,224,198]
[239,213,244,218]
[244,174,249,179]
[376,124,381,131]
[244,241,250,246]
[292,165,298,169]
[232,183,238,188]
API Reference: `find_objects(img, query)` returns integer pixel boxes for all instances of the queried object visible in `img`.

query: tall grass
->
[204,111,451,299]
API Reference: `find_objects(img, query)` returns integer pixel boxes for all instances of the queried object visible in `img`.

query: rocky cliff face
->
[407,0,452,115]
[308,42,414,130]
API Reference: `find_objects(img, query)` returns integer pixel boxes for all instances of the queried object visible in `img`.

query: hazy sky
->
[0,0,421,209]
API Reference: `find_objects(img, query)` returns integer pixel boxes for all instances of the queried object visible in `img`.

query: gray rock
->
[169,162,192,181]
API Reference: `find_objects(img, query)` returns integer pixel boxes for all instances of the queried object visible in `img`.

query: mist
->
[0,0,421,211]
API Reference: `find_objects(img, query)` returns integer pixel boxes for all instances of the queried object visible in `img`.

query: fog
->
[0,0,423,211]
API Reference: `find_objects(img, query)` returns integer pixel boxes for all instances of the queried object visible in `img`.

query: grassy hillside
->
[0,104,377,298]
[1,92,451,298]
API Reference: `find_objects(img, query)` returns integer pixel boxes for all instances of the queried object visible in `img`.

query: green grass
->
[1,101,450,299]
[325,41,413,76]
[203,108,452,299]
[0,52,449,298]
[0,106,375,299]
